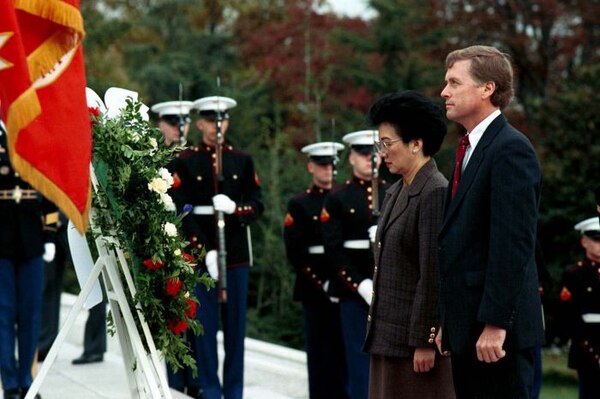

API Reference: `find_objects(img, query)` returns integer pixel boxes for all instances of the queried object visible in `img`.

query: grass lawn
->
[540,348,578,399]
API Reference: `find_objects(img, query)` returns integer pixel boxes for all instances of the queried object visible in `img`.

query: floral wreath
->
[89,96,212,372]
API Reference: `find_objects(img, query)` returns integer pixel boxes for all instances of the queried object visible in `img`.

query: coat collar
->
[441,113,507,234]
[379,159,439,236]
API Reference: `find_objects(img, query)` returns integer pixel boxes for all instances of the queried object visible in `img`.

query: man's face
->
[581,235,600,262]
[308,162,334,189]
[349,150,380,181]
[197,117,229,146]
[441,59,488,130]
[158,120,189,146]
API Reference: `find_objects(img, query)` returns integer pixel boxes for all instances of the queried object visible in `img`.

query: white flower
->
[160,193,176,211]
[131,131,141,142]
[163,222,177,237]
[158,168,174,188]
[149,137,158,152]
[174,249,182,256]
[148,177,168,194]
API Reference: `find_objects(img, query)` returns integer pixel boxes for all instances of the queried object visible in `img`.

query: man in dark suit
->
[436,45,544,398]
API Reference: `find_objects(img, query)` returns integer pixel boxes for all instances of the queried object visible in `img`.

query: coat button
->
[377,242,381,248]
[430,327,436,332]
[428,338,434,344]
[367,315,372,322]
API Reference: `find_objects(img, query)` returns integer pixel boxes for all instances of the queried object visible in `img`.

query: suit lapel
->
[380,159,438,237]
[378,181,402,238]
[441,114,507,234]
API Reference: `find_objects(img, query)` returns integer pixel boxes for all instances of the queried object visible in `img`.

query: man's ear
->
[481,81,496,100]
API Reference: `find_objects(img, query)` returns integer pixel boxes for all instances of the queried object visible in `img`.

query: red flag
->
[0,0,91,233]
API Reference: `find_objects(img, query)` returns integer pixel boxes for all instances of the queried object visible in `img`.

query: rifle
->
[214,80,228,303]
[371,134,380,221]
[177,83,186,144]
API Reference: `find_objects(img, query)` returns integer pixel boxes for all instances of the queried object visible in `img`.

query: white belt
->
[582,313,600,323]
[192,206,214,215]
[308,246,324,254]
[343,240,370,249]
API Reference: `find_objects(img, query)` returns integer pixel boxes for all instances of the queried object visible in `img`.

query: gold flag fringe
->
[15,0,85,83]
[15,0,84,34]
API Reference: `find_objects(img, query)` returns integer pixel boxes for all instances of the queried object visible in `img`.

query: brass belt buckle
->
[12,186,22,203]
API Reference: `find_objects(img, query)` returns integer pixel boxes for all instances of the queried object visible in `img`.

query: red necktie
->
[451,134,470,199]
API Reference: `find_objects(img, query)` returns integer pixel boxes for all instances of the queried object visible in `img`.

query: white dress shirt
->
[463,109,501,171]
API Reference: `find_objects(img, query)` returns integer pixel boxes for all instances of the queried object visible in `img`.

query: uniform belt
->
[0,188,39,201]
[582,313,600,323]
[308,245,324,254]
[343,240,370,249]
[192,206,214,215]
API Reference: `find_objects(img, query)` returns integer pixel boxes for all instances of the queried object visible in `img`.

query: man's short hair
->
[446,45,514,109]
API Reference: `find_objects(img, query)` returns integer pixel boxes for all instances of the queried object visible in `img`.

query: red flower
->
[182,253,196,265]
[143,258,164,270]
[166,277,183,296]
[88,106,100,127]
[172,173,181,188]
[168,319,188,335]
[185,299,197,319]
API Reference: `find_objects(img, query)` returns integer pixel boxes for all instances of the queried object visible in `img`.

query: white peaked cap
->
[150,101,194,117]
[342,130,378,145]
[574,217,600,234]
[301,142,344,157]
[192,96,237,112]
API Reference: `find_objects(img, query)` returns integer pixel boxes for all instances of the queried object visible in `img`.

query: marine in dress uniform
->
[170,96,263,399]
[0,120,57,399]
[559,217,600,399]
[284,142,350,399]
[321,130,386,399]
[150,100,194,147]
[151,100,199,395]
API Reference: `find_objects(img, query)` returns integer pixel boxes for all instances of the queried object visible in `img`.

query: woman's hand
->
[413,347,436,373]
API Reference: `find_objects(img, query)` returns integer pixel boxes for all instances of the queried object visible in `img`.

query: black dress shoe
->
[3,388,20,399]
[71,353,103,365]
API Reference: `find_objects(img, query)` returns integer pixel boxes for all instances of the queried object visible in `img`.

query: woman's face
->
[378,122,413,176]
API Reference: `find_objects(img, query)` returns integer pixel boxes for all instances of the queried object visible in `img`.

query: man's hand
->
[212,194,236,214]
[476,324,506,363]
[205,250,219,280]
[435,327,450,356]
[368,225,377,243]
[42,242,56,263]
[413,347,436,373]
[357,278,373,305]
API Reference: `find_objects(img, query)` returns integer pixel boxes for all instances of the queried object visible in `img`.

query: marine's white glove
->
[358,278,373,306]
[212,194,236,215]
[42,243,56,263]
[368,225,378,243]
[205,250,219,281]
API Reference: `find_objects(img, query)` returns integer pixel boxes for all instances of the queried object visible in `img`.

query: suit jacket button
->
[428,338,434,344]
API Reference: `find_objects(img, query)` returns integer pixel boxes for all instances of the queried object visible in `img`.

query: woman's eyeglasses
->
[374,138,403,153]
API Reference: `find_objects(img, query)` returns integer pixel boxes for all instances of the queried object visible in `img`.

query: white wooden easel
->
[26,170,173,399]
